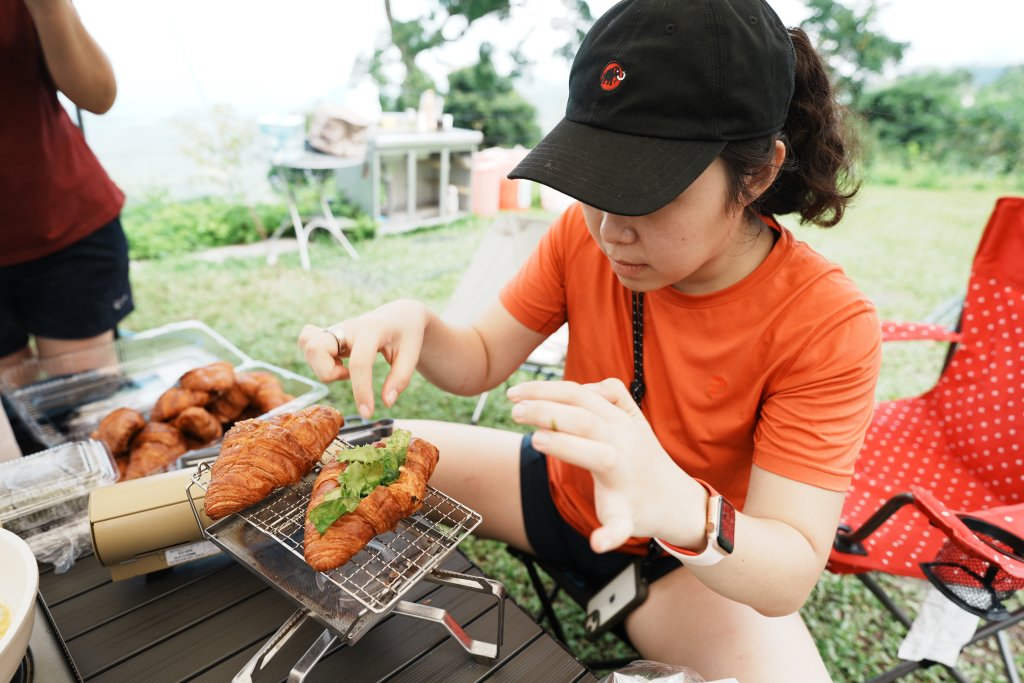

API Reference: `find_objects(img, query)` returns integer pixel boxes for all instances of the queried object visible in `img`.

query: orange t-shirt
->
[500,203,882,554]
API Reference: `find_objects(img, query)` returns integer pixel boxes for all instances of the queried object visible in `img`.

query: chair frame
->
[505,546,640,671]
[834,494,1024,683]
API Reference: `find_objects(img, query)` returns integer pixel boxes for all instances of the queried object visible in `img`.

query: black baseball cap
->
[509,0,795,216]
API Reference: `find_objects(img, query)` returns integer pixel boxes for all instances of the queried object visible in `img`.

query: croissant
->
[125,422,187,480]
[114,454,130,480]
[180,361,235,393]
[206,382,249,423]
[204,404,344,519]
[303,436,439,572]
[173,406,223,446]
[151,387,210,422]
[265,405,343,461]
[237,371,293,413]
[90,407,146,457]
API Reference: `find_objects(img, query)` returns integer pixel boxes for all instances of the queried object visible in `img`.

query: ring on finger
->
[550,418,558,432]
[323,328,345,356]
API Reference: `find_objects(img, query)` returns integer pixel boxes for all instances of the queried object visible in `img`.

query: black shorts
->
[0,217,134,356]
[519,433,681,598]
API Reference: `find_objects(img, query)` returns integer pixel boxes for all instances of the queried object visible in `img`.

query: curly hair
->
[720,27,859,228]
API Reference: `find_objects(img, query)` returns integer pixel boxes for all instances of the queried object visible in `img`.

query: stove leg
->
[288,629,337,682]
[233,609,310,683]
[393,600,499,662]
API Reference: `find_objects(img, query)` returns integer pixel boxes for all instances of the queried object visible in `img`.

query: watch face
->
[717,498,736,554]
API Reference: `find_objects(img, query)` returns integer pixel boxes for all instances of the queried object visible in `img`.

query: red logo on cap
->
[600,61,626,91]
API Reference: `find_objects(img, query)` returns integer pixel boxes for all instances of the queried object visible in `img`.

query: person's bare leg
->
[35,330,117,373]
[0,346,33,368]
[625,566,832,682]
[396,419,534,553]
[0,347,32,459]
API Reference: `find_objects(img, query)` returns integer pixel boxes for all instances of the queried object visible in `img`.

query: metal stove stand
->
[187,462,505,683]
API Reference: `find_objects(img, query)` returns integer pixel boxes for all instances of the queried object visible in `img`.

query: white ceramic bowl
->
[0,528,37,682]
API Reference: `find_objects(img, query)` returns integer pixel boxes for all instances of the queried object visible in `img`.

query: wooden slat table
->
[37,551,597,683]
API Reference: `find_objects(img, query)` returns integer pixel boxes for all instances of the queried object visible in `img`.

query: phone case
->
[583,559,650,638]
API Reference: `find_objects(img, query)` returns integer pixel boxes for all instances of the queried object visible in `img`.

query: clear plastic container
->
[0,439,117,536]
[0,320,327,452]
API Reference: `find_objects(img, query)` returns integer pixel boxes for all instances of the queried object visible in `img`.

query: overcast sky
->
[68,0,1024,195]
[75,0,1024,123]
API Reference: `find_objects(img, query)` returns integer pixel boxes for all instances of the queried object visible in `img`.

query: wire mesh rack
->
[189,462,481,615]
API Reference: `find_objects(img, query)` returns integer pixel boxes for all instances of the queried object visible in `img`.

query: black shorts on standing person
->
[0,217,134,357]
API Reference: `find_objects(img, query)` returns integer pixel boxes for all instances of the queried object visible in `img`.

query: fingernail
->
[358,403,371,419]
[506,386,521,400]
[385,389,397,407]
[531,431,548,448]
[511,404,525,420]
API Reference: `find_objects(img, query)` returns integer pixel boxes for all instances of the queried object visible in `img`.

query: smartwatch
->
[656,478,735,567]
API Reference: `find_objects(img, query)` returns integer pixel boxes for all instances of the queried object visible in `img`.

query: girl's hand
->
[507,378,705,553]
[298,299,429,419]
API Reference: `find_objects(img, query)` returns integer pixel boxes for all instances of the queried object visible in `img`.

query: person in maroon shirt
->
[0,0,133,371]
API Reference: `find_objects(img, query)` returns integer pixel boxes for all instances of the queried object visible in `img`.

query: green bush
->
[121,192,374,259]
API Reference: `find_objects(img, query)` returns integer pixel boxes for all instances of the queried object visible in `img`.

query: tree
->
[858,71,969,165]
[368,1,591,112]
[445,43,540,147]
[799,0,908,104]
[371,0,514,112]
[956,66,1024,173]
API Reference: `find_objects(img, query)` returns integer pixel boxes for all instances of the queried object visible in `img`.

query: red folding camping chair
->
[830,196,1024,682]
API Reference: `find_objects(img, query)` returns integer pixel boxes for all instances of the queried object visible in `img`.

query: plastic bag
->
[24,514,93,574]
[307,105,372,158]
[597,660,706,683]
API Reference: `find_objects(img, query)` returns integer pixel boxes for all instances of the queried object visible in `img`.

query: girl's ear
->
[746,139,786,205]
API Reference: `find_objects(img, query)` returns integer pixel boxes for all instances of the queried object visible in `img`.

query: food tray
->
[0,320,327,454]
[0,439,117,536]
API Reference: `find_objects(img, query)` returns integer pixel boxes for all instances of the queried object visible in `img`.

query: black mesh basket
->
[920,516,1024,620]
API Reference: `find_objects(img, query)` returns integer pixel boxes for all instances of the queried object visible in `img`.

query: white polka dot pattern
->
[830,198,1024,581]
[881,321,961,343]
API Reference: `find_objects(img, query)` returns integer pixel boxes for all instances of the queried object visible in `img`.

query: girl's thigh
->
[396,419,531,552]
[625,566,832,683]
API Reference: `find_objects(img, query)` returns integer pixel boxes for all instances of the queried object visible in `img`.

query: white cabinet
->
[334,128,483,235]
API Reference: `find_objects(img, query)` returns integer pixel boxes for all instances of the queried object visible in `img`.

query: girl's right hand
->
[297,299,430,419]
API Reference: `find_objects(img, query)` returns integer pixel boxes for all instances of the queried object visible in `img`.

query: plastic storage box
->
[0,320,327,453]
[0,439,118,570]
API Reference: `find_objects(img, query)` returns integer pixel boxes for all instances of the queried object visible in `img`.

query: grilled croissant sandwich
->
[204,404,343,519]
[303,431,439,572]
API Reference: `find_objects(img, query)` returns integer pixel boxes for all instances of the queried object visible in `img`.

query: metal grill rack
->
[186,456,505,682]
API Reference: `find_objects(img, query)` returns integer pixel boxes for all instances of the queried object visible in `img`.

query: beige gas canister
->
[89,468,217,580]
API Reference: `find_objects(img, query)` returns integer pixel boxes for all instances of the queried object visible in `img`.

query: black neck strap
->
[630,291,646,405]
[630,291,666,564]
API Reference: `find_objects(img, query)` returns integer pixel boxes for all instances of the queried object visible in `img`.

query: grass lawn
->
[122,183,1021,681]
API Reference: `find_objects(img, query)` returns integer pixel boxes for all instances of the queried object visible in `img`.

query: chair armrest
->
[881,321,961,343]
[911,487,1024,581]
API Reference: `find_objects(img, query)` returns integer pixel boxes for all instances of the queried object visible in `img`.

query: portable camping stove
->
[186,455,505,683]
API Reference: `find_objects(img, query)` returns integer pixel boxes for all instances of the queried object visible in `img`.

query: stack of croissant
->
[90,361,294,480]
[203,404,440,573]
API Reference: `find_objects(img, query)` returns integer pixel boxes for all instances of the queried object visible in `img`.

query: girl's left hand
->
[507,378,699,553]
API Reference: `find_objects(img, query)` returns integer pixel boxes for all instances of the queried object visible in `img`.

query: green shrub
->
[122,192,374,259]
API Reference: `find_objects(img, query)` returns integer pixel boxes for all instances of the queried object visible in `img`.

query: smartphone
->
[584,559,649,638]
